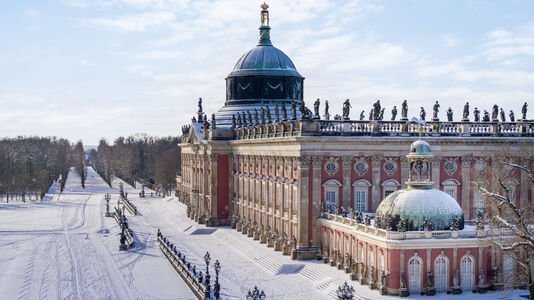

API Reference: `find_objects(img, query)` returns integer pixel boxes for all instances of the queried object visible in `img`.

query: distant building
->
[177,3,534,296]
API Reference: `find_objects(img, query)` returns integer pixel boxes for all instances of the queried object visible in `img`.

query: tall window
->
[359,247,364,264]
[276,184,282,210]
[262,181,267,206]
[326,191,337,211]
[461,256,473,291]
[435,256,448,293]
[503,256,515,289]
[408,257,422,294]
[355,189,367,212]
[473,192,484,216]
[269,182,273,206]
[379,254,385,274]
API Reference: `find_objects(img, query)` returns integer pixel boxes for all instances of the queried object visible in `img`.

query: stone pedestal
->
[267,238,274,247]
[323,257,329,264]
[426,287,436,296]
[291,249,297,260]
[247,227,254,237]
[350,273,358,281]
[282,245,291,255]
[450,286,462,294]
[330,258,336,267]
[253,231,260,240]
[241,227,248,234]
[400,288,409,297]
[337,262,344,270]
[236,223,242,232]
[274,241,282,251]
[260,235,267,244]
[344,265,351,273]
[368,279,376,290]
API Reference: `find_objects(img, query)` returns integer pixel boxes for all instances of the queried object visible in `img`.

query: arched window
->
[434,256,448,293]
[359,247,364,264]
[352,179,371,212]
[442,179,460,201]
[503,255,515,289]
[369,251,375,269]
[381,179,400,198]
[408,256,422,294]
[461,255,473,291]
[323,179,342,212]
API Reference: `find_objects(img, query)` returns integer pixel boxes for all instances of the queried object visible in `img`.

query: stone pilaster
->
[432,156,441,189]
[427,248,431,272]
[400,156,409,189]
[342,157,353,209]
[311,156,323,247]
[453,247,458,276]
[461,156,472,218]
[297,156,311,247]
[209,154,218,219]
[520,158,529,208]
[371,157,382,211]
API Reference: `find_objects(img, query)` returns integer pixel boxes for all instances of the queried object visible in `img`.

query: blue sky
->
[1,0,533,145]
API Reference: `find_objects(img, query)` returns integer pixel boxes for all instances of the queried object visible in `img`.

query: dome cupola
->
[375,134,465,231]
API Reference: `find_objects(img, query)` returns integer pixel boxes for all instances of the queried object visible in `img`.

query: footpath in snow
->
[0,167,526,299]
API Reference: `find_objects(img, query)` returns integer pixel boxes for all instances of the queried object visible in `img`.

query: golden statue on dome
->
[260,2,269,26]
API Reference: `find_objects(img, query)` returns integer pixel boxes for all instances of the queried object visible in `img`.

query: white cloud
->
[135,50,182,60]
[82,11,175,31]
[444,34,461,47]
[25,10,40,17]
[80,59,93,66]
[484,26,534,61]
[126,64,153,77]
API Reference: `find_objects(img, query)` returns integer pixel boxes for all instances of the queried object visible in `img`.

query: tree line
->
[0,136,71,202]
[89,134,181,193]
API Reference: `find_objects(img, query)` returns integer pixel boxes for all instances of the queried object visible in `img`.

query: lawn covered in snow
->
[0,167,527,299]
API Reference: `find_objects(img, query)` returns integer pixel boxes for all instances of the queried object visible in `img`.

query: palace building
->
[177,3,534,296]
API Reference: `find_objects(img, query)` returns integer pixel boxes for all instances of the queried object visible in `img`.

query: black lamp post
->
[246,286,266,300]
[214,260,221,299]
[204,252,211,298]
[336,282,355,300]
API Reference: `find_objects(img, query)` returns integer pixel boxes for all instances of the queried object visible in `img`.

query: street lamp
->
[204,252,211,298]
[246,286,266,300]
[214,260,221,299]
[336,282,355,300]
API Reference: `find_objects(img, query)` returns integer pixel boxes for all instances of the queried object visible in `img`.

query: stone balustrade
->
[321,211,513,240]
[227,119,534,141]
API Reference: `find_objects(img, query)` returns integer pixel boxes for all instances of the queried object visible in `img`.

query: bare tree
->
[474,159,534,299]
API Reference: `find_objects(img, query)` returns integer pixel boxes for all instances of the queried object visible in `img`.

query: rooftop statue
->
[231,115,236,128]
[432,100,440,120]
[391,106,397,121]
[237,113,242,127]
[474,107,480,122]
[343,99,351,120]
[379,108,385,120]
[211,113,216,129]
[373,100,381,120]
[522,102,528,120]
[492,104,499,121]
[510,110,515,122]
[313,98,320,118]
[324,100,330,118]
[401,100,408,120]
[242,112,247,126]
[266,106,272,123]
[360,110,365,121]
[254,109,259,125]
[260,2,269,26]
[420,107,426,121]
[247,111,253,125]
[446,107,453,122]
[463,102,470,121]
[369,109,374,121]
[274,104,280,122]
[291,100,297,120]
[260,107,266,124]
[299,100,306,119]
[281,103,288,121]
[198,97,203,113]
[500,108,506,122]
[483,110,490,122]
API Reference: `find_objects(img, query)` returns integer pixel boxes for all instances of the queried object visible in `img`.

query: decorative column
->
[342,157,353,209]
[400,157,410,189]
[209,154,218,221]
[371,157,382,211]
[297,156,311,248]
[453,248,458,277]
[520,158,529,208]
[460,156,472,218]
[311,156,323,247]
[432,156,441,189]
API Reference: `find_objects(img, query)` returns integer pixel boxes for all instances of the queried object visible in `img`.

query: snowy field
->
[0,167,527,299]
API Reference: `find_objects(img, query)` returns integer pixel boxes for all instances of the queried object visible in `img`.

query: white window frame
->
[434,255,448,293]
[381,179,400,199]
[460,255,474,292]
[442,179,460,201]
[323,179,342,211]
[284,184,289,212]
[408,255,422,294]
[352,179,371,212]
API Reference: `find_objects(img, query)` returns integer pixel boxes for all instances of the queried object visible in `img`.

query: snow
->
[0,167,528,299]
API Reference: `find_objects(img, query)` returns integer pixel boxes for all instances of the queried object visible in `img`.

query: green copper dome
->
[375,188,465,231]
[229,44,302,77]
[409,140,432,156]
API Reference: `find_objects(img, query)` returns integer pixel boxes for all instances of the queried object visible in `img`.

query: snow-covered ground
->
[0,167,527,299]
